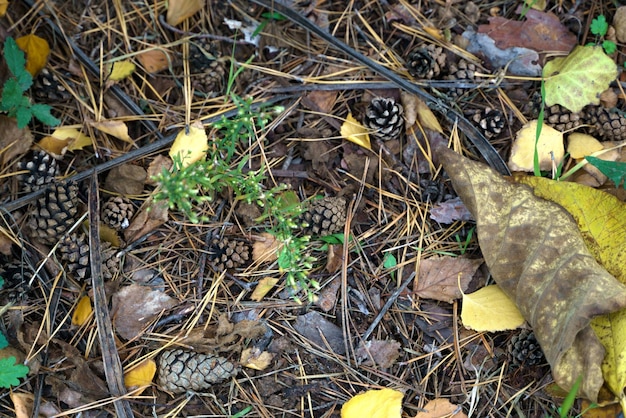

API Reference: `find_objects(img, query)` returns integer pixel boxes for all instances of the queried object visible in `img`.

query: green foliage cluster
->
[0,275,29,389]
[590,15,617,55]
[1,37,59,129]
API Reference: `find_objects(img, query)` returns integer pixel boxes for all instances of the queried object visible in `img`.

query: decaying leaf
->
[240,347,274,371]
[325,243,344,273]
[111,284,177,340]
[356,339,401,369]
[71,295,92,326]
[461,285,525,331]
[10,391,33,418]
[124,359,156,394]
[341,388,403,418]
[166,0,203,26]
[341,113,371,150]
[0,115,33,165]
[508,120,564,172]
[107,60,136,81]
[544,46,618,113]
[414,398,467,418]
[15,34,50,76]
[414,96,443,133]
[146,155,172,186]
[38,127,93,156]
[136,48,171,73]
[250,277,278,301]
[429,197,474,224]
[294,311,346,355]
[0,1,9,17]
[169,121,208,167]
[104,164,147,196]
[124,199,168,243]
[434,144,626,401]
[417,256,483,303]
[252,232,281,264]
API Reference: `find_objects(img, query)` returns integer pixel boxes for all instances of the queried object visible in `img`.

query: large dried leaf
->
[416,256,483,303]
[434,145,626,402]
[514,176,626,406]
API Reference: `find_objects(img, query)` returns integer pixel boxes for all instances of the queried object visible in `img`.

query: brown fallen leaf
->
[414,398,467,418]
[124,199,168,243]
[433,144,626,402]
[0,115,33,165]
[104,163,147,195]
[417,256,483,303]
[356,339,401,369]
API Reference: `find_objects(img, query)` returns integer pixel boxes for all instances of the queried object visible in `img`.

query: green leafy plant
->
[585,156,626,188]
[0,276,29,389]
[589,15,617,55]
[1,37,60,129]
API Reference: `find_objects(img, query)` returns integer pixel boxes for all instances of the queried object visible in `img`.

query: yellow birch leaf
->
[0,1,9,17]
[567,133,603,159]
[169,121,208,167]
[15,34,50,76]
[240,348,274,370]
[251,277,279,301]
[124,359,156,394]
[461,285,525,332]
[166,0,203,26]
[90,120,132,143]
[136,49,171,73]
[72,295,93,326]
[38,135,68,157]
[415,97,443,133]
[108,60,136,81]
[509,120,564,172]
[341,388,403,418]
[50,127,93,151]
[341,113,371,150]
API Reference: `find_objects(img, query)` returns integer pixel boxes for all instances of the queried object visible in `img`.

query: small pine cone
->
[544,104,583,132]
[208,237,251,271]
[158,349,238,393]
[508,329,545,367]
[192,60,226,95]
[471,108,506,139]
[189,39,221,73]
[102,196,135,231]
[0,261,33,303]
[301,196,347,236]
[406,44,446,79]
[58,233,119,280]
[363,97,404,141]
[28,181,80,245]
[584,106,626,141]
[444,59,477,98]
[31,68,72,102]
[18,151,59,193]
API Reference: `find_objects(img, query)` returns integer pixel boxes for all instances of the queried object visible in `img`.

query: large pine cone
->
[208,237,252,271]
[18,151,59,193]
[0,261,33,303]
[363,97,404,141]
[584,106,626,141]
[544,104,583,132]
[58,233,119,280]
[158,349,238,393]
[300,196,347,236]
[28,181,80,245]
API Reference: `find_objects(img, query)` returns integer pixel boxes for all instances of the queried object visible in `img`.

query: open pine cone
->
[158,349,238,393]
[444,59,477,98]
[471,108,505,139]
[208,237,252,271]
[363,97,404,141]
[406,44,446,79]
[58,233,119,280]
[300,196,347,236]
[102,196,135,231]
[584,106,626,141]
[507,329,546,367]
[18,150,59,193]
[544,104,583,132]
[28,181,80,245]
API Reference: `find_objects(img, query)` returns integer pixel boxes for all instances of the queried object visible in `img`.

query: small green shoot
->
[454,226,475,255]
[230,406,253,418]
[585,156,626,188]
[383,252,397,279]
[590,15,617,55]
[1,37,60,128]
[558,375,582,418]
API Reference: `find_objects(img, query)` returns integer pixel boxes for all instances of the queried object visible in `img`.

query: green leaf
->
[1,78,24,111]
[0,276,4,289]
[0,356,29,389]
[559,375,582,418]
[319,233,346,245]
[15,106,32,129]
[590,15,609,37]
[4,38,25,79]
[543,45,618,113]
[602,40,617,55]
[30,103,60,126]
[383,252,397,269]
[585,156,626,188]
[0,332,8,350]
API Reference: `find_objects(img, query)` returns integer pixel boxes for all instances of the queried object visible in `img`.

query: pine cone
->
[102,196,135,231]
[406,44,446,79]
[544,104,583,132]
[190,39,225,95]
[300,196,347,236]
[584,106,626,141]
[158,349,238,393]
[208,237,251,271]
[471,108,505,139]
[58,233,119,280]
[0,261,33,303]
[508,329,545,367]
[363,97,404,141]
[18,151,59,193]
[28,181,80,245]
[189,39,221,72]
[31,68,72,102]
[444,59,477,98]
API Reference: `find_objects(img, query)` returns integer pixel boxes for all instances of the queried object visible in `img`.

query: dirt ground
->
[0,0,623,417]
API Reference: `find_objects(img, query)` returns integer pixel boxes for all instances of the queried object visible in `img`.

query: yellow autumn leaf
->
[415,97,443,133]
[0,0,9,17]
[251,277,279,301]
[124,359,156,394]
[508,120,564,172]
[108,60,136,81]
[461,285,526,332]
[37,135,69,157]
[166,0,203,26]
[567,133,603,159]
[240,348,274,370]
[341,113,371,150]
[90,120,132,143]
[72,295,93,326]
[15,34,50,76]
[341,388,403,418]
[43,127,93,153]
[169,121,208,167]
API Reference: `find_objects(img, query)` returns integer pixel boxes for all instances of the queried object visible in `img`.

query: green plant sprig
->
[589,15,617,55]
[1,37,60,128]
[0,276,29,389]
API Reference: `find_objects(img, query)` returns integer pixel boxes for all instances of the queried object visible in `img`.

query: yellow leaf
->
[9,391,33,418]
[166,0,203,26]
[108,60,136,81]
[90,120,132,143]
[567,133,603,159]
[124,359,156,394]
[72,295,93,326]
[341,113,371,150]
[341,388,403,418]
[169,121,208,167]
[136,49,171,73]
[415,97,443,133]
[38,135,68,157]
[15,34,50,76]
[0,0,9,17]
[508,120,564,172]
[240,348,274,370]
[251,277,278,301]
[50,127,93,151]
[461,285,525,332]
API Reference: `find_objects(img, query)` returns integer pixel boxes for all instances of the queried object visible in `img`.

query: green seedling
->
[383,252,397,279]
[455,226,475,255]
[0,276,29,389]
[1,37,60,128]
[590,15,617,55]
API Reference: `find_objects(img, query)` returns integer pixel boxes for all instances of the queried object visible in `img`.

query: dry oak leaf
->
[416,256,483,303]
[514,176,626,406]
[341,388,403,418]
[414,398,467,418]
[434,144,626,402]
